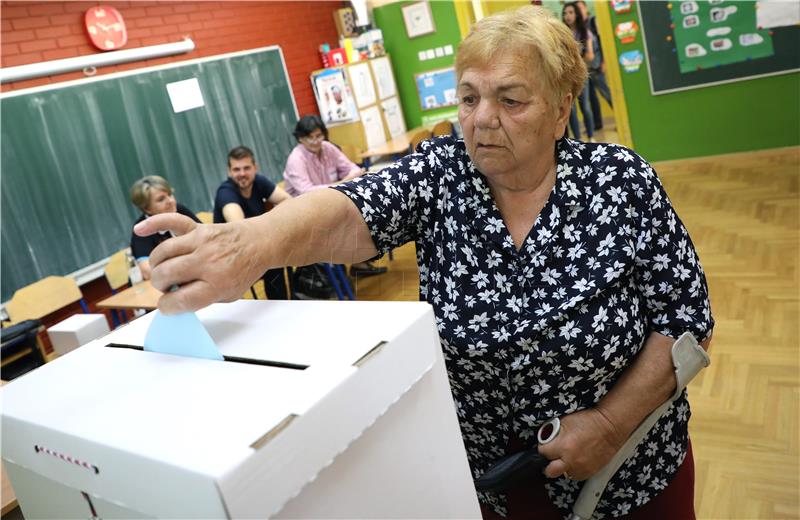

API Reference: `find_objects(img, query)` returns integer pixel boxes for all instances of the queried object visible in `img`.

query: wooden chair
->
[409,129,432,153]
[5,276,88,323]
[431,120,453,137]
[196,211,213,224]
[104,249,132,327]
[3,276,89,376]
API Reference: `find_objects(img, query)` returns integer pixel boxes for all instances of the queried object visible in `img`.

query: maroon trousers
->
[480,441,696,520]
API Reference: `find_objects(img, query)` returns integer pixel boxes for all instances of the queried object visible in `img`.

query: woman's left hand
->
[536,408,627,481]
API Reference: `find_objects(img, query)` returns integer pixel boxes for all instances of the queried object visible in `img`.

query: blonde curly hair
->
[455,5,587,110]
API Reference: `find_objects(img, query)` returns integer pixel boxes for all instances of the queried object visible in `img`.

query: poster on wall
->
[402,1,436,38]
[381,97,407,139]
[414,67,457,111]
[370,56,396,100]
[638,0,800,94]
[348,62,377,108]
[669,1,773,74]
[360,105,387,150]
[312,69,358,124]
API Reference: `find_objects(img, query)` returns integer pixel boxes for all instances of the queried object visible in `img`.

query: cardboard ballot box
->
[1,301,480,519]
[47,313,110,356]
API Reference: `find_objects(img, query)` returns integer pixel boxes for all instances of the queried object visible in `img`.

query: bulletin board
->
[414,67,457,111]
[639,0,800,94]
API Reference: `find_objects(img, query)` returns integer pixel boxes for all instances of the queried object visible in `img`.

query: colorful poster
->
[619,50,644,72]
[616,21,639,44]
[312,69,358,125]
[669,0,774,73]
[414,67,458,111]
[612,0,633,14]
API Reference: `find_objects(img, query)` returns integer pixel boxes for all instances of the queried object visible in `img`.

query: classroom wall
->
[1,1,345,116]
[606,4,800,161]
[372,1,462,128]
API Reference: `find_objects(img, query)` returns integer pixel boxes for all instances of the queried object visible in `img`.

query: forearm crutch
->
[566,331,710,520]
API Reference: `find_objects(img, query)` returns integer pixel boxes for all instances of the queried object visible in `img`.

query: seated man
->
[283,115,386,277]
[213,145,292,299]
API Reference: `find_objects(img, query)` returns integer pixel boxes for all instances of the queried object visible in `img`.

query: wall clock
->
[85,6,128,51]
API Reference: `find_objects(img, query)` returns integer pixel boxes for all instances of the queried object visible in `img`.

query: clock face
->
[85,6,128,51]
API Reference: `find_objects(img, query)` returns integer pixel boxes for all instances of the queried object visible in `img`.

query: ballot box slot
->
[105,343,308,370]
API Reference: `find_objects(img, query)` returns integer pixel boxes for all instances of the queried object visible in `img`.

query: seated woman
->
[283,115,386,277]
[129,175,200,280]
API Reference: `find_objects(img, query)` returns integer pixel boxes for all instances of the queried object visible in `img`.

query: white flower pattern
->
[333,137,713,518]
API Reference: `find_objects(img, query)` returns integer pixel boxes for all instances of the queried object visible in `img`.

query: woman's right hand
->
[134,213,267,314]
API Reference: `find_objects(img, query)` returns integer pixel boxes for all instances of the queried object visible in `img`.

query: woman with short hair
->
[129,175,200,279]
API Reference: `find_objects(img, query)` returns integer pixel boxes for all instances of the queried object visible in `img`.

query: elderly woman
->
[136,6,712,519]
[128,175,200,280]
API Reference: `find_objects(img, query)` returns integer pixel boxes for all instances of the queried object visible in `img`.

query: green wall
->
[373,1,463,129]
[609,5,800,161]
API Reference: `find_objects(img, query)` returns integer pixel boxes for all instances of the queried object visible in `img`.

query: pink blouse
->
[283,141,361,197]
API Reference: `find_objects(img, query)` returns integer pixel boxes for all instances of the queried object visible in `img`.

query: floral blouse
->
[333,136,713,518]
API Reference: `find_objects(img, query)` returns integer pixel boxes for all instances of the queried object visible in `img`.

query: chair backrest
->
[196,211,213,224]
[5,276,84,322]
[431,120,453,137]
[104,249,130,291]
[409,130,432,152]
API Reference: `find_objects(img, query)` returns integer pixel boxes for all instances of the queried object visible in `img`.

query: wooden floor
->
[356,146,800,519]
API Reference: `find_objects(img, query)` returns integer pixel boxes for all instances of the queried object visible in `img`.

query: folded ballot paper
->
[144,310,223,361]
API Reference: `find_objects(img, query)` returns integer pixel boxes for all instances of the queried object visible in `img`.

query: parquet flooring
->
[356,146,800,519]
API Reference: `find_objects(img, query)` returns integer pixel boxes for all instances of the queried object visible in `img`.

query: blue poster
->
[415,67,458,111]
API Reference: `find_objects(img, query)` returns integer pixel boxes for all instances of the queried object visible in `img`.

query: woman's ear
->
[553,92,573,139]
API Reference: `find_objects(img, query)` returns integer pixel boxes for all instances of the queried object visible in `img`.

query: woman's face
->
[300,128,325,154]
[563,5,577,27]
[457,54,569,189]
[145,188,177,215]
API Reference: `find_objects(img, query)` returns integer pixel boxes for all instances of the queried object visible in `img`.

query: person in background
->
[138,6,713,518]
[577,0,613,131]
[283,115,386,277]
[563,1,595,141]
[129,175,201,280]
[213,145,293,299]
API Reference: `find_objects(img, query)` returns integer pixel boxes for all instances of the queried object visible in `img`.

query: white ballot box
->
[1,300,480,519]
[46,313,110,356]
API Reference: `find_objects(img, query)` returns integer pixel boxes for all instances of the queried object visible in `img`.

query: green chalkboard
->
[638,1,800,94]
[1,46,298,301]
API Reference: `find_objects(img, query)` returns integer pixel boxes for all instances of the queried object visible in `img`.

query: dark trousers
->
[569,81,594,140]
[588,69,613,130]
[480,440,696,520]
[262,267,289,300]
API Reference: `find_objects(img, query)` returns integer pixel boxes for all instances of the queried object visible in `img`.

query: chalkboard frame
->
[1,45,299,302]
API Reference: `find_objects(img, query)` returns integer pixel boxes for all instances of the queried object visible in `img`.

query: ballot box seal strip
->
[104,343,308,370]
[265,354,437,518]
[34,443,100,474]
